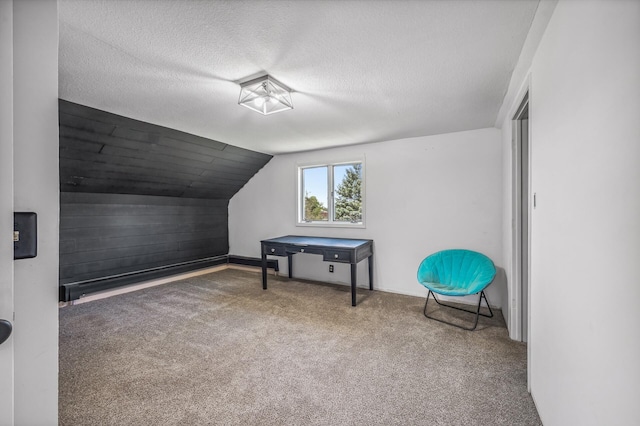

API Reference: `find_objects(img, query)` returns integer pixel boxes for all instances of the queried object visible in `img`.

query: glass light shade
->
[238,75,293,115]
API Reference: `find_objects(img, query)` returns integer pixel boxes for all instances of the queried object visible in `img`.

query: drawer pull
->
[334,254,339,259]
[271,248,275,253]
[300,248,304,253]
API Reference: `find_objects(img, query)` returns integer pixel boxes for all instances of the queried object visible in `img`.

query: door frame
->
[510,80,532,390]
[512,91,530,344]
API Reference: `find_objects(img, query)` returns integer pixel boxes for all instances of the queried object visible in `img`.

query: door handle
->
[0,319,12,345]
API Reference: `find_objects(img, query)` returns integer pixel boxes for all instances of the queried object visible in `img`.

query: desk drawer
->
[323,249,352,263]
[263,244,286,256]
[286,245,323,255]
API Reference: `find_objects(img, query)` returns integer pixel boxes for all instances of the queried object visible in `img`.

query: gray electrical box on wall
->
[14,212,37,259]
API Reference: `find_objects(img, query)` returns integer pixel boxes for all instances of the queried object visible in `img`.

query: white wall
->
[0,1,15,424]
[12,0,59,424]
[230,128,505,307]
[500,0,640,424]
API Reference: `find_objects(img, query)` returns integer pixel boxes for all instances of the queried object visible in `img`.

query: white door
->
[0,0,15,423]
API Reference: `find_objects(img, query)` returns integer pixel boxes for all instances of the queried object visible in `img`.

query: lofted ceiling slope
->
[59,0,539,155]
[59,100,272,199]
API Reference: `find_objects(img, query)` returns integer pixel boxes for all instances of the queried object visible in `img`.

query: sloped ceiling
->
[59,100,272,199]
[58,0,540,155]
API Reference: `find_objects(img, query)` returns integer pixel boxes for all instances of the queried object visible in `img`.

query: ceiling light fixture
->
[238,75,293,115]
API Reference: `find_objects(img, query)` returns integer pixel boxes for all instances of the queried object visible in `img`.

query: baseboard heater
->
[60,255,279,302]
[227,255,279,270]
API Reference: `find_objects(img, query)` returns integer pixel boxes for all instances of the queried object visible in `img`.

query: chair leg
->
[423,290,493,331]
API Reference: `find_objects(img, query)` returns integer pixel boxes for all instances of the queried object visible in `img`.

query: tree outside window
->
[334,164,362,222]
[304,194,327,221]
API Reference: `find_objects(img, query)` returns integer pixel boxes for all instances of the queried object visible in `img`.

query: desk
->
[261,235,374,306]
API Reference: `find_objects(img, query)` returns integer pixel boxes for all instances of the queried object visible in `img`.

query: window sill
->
[296,221,366,229]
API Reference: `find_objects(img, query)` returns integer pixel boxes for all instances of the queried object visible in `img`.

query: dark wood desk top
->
[261,235,372,249]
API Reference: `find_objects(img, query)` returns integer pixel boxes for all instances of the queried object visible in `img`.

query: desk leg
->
[261,253,267,290]
[287,253,293,278]
[368,255,374,291]
[351,263,357,307]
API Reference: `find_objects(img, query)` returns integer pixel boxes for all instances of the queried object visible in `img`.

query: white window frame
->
[296,157,366,228]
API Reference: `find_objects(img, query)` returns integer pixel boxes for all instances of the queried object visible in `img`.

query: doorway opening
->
[513,92,530,344]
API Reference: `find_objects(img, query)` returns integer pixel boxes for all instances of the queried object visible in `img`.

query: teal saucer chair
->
[417,249,496,330]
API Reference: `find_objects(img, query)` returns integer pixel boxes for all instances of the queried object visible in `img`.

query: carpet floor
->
[59,269,541,425]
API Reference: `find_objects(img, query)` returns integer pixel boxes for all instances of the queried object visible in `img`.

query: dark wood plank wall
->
[58,100,272,288]
[60,193,229,284]
[59,99,272,199]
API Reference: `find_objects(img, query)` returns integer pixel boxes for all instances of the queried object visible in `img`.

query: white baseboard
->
[63,265,228,305]
[60,265,497,311]
[60,264,280,306]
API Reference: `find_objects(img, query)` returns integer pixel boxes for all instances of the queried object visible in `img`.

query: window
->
[297,160,365,227]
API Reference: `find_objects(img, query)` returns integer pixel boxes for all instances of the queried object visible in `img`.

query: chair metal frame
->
[423,289,493,331]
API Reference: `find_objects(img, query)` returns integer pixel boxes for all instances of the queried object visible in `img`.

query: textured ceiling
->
[59,0,539,155]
